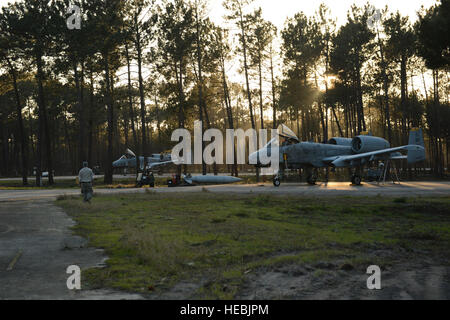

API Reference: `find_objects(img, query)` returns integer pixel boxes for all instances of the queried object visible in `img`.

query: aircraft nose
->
[113,159,125,167]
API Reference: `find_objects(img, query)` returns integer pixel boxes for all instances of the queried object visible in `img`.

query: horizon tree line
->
[0,0,448,185]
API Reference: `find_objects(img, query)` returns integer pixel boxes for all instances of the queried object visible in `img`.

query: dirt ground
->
[152,254,450,300]
[1,196,449,300]
[235,257,450,300]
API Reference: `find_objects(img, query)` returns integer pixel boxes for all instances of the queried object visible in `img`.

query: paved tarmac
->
[0,174,131,182]
[0,200,143,300]
[0,181,449,202]
[0,172,255,182]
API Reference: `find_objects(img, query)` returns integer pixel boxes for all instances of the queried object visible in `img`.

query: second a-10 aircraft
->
[112,148,173,171]
[250,125,426,186]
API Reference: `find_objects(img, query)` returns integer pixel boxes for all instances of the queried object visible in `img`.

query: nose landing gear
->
[273,178,281,187]
[273,170,284,187]
[351,174,362,186]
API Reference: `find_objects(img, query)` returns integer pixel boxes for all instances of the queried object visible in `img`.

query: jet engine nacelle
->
[328,137,353,146]
[351,136,390,154]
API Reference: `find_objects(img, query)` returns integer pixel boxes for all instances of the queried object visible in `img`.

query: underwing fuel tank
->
[183,175,242,185]
[351,136,390,153]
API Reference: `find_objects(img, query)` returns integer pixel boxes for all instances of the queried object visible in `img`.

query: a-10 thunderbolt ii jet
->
[250,125,426,186]
[113,149,173,171]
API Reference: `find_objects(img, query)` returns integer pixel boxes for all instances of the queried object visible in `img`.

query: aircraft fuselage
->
[280,143,352,168]
[113,155,171,169]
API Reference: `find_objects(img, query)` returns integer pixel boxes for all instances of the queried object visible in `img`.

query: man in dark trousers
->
[78,161,94,202]
[148,171,155,188]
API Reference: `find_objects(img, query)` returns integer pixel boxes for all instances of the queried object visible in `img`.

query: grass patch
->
[57,193,450,298]
[56,194,77,201]
[393,197,408,203]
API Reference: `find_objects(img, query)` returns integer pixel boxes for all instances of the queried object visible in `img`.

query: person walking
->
[78,161,94,202]
[148,171,155,188]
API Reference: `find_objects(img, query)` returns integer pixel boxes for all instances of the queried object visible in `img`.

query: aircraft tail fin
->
[407,128,426,164]
[408,128,424,147]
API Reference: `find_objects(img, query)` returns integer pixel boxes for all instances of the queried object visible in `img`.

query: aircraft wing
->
[147,161,173,169]
[330,145,424,167]
[322,156,339,163]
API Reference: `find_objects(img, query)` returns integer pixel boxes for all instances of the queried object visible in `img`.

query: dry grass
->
[57,193,450,298]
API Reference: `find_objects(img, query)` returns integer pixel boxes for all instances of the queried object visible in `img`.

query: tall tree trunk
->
[42,101,53,183]
[241,10,257,190]
[432,69,443,176]
[123,111,129,147]
[421,70,429,102]
[7,59,28,185]
[355,60,366,134]
[36,54,54,185]
[239,7,255,130]
[125,43,138,151]
[258,57,264,130]
[433,69,440,103]
[88,69,94,167]
[195,6,207,175]
[154,93,161,148]
[125,43,139,178]
[135,15,148,172]
[331,105,344,137]
[400,55,408,145]
[314,70,326,142]
[103,52,114,184]
[0,104,9,177]
[174,61,186,177]
[270,44,277,129]
[220,52,238,177]
[74,61,86,167]
[377,29,391,142]
[27,105,35,157]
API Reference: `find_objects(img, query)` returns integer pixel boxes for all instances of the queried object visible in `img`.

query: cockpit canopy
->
[277,124,299,143]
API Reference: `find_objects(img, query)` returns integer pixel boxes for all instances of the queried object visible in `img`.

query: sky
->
[207,0,437,29]
[205,0,437,93]
[0,0,438,104]
[0,0,437,27]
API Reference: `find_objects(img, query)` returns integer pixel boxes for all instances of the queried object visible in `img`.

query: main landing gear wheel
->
[273,178,281,187]
[351,175,362,186]
[307,173,317,185]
